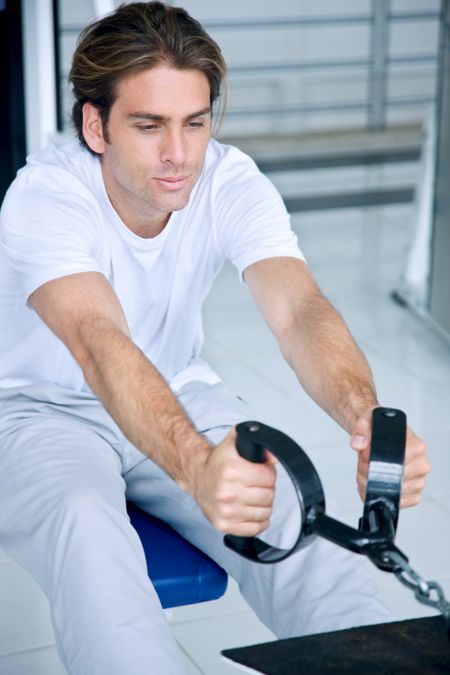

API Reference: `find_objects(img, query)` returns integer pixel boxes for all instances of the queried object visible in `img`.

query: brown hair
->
[69,1,227,151]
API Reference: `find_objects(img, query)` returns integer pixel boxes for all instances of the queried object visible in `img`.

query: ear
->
[82,103,107,154]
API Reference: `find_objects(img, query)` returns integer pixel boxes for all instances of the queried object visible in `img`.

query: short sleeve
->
[213,149,305,281]
[0,166,103,302]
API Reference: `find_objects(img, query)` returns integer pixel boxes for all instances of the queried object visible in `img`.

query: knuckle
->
[213,517,229,533]
[217,503,233,519]
[423,460,432,475]
[410,481,424,495]
[402,477,426,494]
[410,494,422,507]
[417,440,427,453]
[258,507,272,520]
[248,521,268,536]
[216,487,234,504]
[412,441,428,459]
[244,524,258,537]
[402,494,421,509]
[222,465,239,483]
[265,486,275,501]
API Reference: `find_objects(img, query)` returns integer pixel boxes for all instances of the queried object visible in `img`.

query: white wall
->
[22,0,57,154]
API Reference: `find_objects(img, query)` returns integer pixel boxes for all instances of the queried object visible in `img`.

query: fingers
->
[238,485,275,508]
[214,500,274,536]
[399,435,430,507]
[217,427,277,485]
[356,460,368,502]
[198,434,278,536]
[264,449,278,465]
[399,481,427,508]
[404,431,431,471]
[222,518,272,538]
[356,474,427,508]
[213,467,276,535]
[212,501,274,536]
[355,425,431,509]
[238,459,277,489]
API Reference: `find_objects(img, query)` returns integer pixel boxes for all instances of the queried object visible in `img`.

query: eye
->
[188,120,205,129]
[136,124,159,132]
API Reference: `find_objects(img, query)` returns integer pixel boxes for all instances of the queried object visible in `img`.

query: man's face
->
[87,64,212,234]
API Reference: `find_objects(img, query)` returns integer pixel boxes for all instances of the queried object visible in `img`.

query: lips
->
[154,176,189,190]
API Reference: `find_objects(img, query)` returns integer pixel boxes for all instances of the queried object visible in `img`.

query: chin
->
[154,193,191,213]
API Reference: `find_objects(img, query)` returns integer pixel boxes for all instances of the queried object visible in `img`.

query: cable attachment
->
[384,550,450,639]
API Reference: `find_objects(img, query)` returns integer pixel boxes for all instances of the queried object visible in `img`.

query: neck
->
[108,192,170,238]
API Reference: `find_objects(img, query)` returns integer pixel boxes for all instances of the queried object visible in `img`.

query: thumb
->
[350,409,374,452]
[264,449,278,465]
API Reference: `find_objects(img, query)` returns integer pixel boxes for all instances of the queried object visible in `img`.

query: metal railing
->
[56,1,440,132]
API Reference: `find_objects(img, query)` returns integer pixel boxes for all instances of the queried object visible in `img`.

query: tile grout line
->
[175,639,207,675]
[171,608,256,629]
[0,642,59,660]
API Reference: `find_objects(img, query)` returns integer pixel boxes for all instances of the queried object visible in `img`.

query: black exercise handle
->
[225,425,267,555]
[360,407,406,535]
[224,409,407,569]
[236,423,266,463]
[224,421,325,563]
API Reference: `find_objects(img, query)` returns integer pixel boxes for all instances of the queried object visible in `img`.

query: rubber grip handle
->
[235,424,265,463]
[227,424,266,554]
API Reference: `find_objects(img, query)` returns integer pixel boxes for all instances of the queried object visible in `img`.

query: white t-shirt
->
[0,138,304,393]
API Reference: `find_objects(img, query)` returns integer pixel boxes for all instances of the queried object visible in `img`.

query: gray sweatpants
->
[0,382,390,675]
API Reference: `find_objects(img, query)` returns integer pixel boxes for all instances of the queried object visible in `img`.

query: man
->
[0,3,430,674]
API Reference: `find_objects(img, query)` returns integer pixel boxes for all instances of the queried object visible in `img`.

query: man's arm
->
[29,272,276,534]
[244,257,430,507]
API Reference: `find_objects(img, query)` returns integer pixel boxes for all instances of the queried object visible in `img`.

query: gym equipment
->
[224,407,450,635]
[127,503,227,609]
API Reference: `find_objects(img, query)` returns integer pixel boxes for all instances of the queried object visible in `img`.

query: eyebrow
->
[126,107,211,122]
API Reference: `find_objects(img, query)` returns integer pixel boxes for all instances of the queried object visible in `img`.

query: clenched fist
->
[192,427,277,536]
[351,407,431,508]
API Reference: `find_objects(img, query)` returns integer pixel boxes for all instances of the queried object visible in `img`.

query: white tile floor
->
[1,169,450,674]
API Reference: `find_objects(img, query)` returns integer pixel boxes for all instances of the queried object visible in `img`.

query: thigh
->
[0,392,188,675]
[0,399,129,584]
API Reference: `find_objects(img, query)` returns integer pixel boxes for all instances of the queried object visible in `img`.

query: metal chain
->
[385,550,450,634]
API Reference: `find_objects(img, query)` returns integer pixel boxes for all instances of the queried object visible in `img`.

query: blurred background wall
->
[56,0,439,139]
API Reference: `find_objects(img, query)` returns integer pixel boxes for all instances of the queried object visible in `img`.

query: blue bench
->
[127,502,228,609]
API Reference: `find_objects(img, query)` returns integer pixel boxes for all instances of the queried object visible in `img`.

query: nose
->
[160,128,186,168]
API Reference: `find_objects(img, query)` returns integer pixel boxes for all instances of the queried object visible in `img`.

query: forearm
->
[78,318,211,493]
[279,293,378,433]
